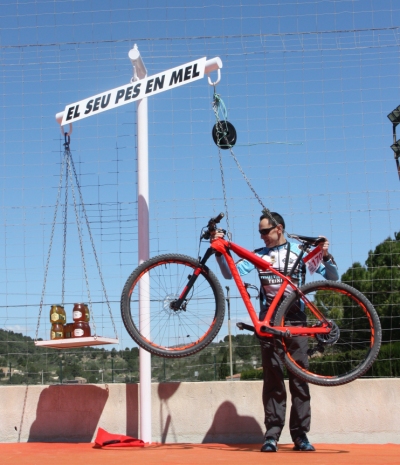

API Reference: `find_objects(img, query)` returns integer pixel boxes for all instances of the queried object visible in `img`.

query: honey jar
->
[50,323,64,340]
[50,305,66,325]
[72,321,91,338]
[72,303,90,322]
[64,323,74,338]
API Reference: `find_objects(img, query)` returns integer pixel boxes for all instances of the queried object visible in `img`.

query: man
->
[213,211,338,452]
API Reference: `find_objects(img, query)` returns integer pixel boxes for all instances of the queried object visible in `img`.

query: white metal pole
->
[131,44,152,444]
[137,96,152,444]
[226,287,233,380]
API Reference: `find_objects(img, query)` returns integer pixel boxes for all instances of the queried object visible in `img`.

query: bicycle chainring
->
[315,320,340,345]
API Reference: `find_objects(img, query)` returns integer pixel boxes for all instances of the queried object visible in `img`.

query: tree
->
[234,334,259,360]
[341,232,400,343]
[218,348,229,379]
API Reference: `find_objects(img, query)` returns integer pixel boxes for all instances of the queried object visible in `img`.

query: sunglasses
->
[259,226,277,236]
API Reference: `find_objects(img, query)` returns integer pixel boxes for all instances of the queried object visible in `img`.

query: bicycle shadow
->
[126,383,139,438]
[28,385,109,442]
[202,401,263,444]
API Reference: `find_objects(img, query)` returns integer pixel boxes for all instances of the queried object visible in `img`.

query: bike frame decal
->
[210,238,331,337]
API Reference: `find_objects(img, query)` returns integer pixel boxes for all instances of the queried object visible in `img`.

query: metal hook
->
[64,132,71,150]
[207,69,221,87]
[60,123,73,137]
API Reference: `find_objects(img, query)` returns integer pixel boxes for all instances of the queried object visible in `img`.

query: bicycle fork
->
[169,248,215,311]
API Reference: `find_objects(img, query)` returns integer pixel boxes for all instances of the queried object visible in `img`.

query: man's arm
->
[212,230,254,279]
[317,236,339,281]
[215,254,233,279]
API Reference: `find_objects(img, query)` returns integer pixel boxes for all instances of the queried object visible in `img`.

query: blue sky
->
[1,0,400,348]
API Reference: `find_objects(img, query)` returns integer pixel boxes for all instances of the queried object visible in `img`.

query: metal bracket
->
[60,123,73,137]
[207,69,221,86]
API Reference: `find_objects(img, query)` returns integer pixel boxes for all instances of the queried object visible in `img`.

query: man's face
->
[259,218,284,248]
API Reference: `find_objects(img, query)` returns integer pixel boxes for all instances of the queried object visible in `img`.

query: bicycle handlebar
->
[210,212,224,224]
[202,212,225,240]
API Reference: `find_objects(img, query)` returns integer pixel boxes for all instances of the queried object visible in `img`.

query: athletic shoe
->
[293,433,315,451]
[260,437,278,452]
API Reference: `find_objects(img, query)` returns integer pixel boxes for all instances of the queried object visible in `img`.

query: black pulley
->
[212,120,237,149]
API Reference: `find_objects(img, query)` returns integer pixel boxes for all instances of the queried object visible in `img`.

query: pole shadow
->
[28,385,109,442]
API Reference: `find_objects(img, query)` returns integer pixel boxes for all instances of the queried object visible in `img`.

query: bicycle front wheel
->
[121,254,225,358]
[273,280,382,386]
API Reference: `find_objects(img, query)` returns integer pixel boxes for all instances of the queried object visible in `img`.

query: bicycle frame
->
[208,237,332,338]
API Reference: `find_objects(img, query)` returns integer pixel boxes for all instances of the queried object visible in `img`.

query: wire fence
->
[1,1,400,380]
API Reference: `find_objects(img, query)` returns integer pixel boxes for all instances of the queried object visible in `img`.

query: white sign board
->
[303,246,324,275]
[61,57,207,125]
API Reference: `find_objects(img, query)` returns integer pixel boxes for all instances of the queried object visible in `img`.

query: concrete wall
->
[0,379,399,444]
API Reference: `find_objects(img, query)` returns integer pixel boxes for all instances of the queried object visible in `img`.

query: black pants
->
[260,310,311,442]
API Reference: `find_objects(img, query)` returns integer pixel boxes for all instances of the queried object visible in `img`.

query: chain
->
[61,165,68,306]
[69,152,118,340]
[217,146,231,239]
[227,148,278,227]
[213,91,231,238]
[36,134,118,340]
[66,152,97,336]
[212,91,279,229]
[35,152,66,340]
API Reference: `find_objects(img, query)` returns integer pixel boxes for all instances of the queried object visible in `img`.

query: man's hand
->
[210,228,225,242]
[318,235,330,257]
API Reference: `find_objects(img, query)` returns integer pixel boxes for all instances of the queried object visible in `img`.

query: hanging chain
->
[35,153,66,340]
[212,90,278,229]
[36,133,118,341]
[66,152,97,336]
[68,151,118,340]
[62,132,71,306]
[227,144,278,227]
[217,146,231,239]
[61,164,68,306]
[213,90,231,238]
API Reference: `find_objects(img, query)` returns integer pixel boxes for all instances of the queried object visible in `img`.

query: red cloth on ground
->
[94,427,145,448]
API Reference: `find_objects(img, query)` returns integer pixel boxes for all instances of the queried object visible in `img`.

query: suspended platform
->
[34,336,119,350]
[35,140,119,350]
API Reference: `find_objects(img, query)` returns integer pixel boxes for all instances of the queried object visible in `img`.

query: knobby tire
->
[273,280,382,386]
[121,254,225,358]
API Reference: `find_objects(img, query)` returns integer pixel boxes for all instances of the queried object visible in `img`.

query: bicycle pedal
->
[236,322,255,332]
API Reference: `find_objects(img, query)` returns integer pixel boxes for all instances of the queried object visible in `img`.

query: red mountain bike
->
[121,213,382,386]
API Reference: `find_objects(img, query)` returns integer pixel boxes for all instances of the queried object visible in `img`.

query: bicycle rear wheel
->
[121,254,225,358]
[273,280,382,386]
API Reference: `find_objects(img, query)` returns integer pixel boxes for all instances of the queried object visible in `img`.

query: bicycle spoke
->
[274,280,381,386]
[121,255,225,356]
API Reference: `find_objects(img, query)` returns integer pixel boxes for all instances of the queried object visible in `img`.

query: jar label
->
[51,331,63,339]
[51,313,59,322]
[73,311,82,319]
[74,328,84,337]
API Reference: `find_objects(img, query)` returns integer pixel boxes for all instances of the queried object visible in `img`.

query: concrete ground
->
[0,443,399,465]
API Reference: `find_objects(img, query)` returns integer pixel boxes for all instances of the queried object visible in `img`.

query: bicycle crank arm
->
[260,326,292,338]
[236,322,291,338]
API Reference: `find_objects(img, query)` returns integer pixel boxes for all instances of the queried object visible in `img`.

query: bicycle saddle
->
[289,234,326,246]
